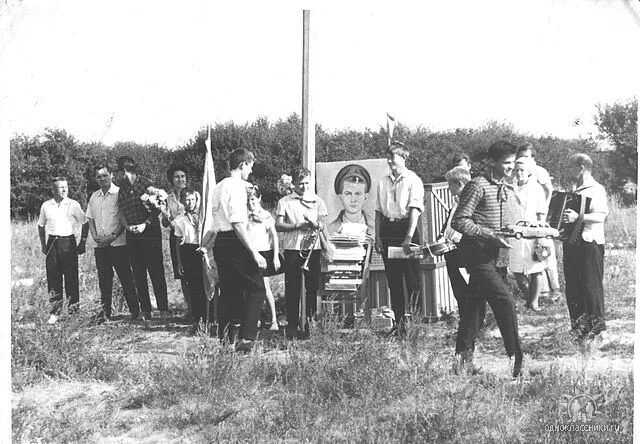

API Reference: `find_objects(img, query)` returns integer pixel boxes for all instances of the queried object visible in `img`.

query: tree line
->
[10,99,637,219]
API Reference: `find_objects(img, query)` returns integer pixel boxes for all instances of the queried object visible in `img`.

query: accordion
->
[546,191,591,243]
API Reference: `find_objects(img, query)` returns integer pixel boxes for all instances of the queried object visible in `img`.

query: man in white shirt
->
[86,165,139,322]
[562,153,608,341]
[212,149,267,351]
[38,177,89,323]
[375,142,425,335]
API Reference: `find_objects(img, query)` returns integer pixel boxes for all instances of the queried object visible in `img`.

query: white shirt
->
[172,213,200,245]
[574,176,608,244]
[38,197,87,238]
[246,208,275,251]
[276,192,328,250]
[531,164,552,187]
[86,184,126,247]
[375,169,425,219]
[211,176,251,232]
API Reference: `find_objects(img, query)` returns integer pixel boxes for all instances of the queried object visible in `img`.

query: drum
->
[424,239,455,257]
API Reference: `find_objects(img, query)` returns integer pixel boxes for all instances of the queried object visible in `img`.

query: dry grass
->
[10,200,635,443]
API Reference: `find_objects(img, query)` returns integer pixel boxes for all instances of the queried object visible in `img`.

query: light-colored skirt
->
[508,237,550,275]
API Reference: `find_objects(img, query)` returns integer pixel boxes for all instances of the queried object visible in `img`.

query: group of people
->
[37,140,609,366]
[438,142,608,377]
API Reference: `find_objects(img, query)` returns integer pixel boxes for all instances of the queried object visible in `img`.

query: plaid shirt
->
[117,175,159,226]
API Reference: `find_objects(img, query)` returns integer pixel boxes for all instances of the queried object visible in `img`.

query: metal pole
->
[302,10,314,181]
[299,9,313,333]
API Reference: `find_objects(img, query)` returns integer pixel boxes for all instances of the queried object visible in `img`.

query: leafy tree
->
[594,98,638,194]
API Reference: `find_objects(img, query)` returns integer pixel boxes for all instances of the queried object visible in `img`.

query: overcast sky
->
[1,0,639,147]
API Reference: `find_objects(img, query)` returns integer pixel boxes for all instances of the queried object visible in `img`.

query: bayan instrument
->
[546,191,591,243]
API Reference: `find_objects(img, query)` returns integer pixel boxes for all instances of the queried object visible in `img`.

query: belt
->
[382,216,409,223]
[48,235,75,239]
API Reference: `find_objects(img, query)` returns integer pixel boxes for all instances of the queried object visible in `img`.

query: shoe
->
[453,350,482,376]
[549,290,561,302]
[47,314,58,325]
[530,304,542,312]
[235,339,254,353]
[269,322,280,331]
[512,353,523,378]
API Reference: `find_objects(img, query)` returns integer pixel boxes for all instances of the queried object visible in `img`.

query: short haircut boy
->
[488,141,516,162]
[229,149,255,171]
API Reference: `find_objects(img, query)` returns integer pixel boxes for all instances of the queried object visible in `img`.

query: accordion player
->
[546,191,592,243]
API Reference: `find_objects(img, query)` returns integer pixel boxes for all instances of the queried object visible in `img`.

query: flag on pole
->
[386,113,396,147]
[200,125,218,303]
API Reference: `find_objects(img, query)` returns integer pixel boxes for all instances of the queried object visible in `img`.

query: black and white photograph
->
[3,1,639,442]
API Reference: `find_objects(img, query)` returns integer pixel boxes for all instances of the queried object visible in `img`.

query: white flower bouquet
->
[140,186,168,211]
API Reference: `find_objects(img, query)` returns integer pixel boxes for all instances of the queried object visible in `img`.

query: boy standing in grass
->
[452,141,523,378]
[38,177,89,324]
[562,153,608,342]
[212,149,267,351]
[172,187,211,334]
[374,142,424,336]
[276,167,328,337]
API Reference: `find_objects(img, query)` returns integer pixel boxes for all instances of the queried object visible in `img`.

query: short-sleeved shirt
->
[86,184,126,247]
[375,169,425,219]
[531,164,552,187]
[38,197,87,238]
[117,175,159,226]
[246,208,275,251]
[172,213,200,245]
[573,177,608,244]
[211,176,252,232]
[276,192,328,251]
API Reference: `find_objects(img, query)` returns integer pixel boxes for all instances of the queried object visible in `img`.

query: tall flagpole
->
[300,9,313,333]
[302,10,314,181]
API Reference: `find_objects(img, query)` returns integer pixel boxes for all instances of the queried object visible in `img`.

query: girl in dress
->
[246,185,281,330]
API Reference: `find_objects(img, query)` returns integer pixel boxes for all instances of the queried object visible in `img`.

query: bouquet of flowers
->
[140,186,168,211]
[277,174,294,196]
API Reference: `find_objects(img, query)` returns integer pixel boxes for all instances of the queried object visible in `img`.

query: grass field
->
[10,200,636,443]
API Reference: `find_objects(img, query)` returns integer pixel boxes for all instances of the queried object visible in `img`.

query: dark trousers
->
[380,219,421,325]
[180,244,206,324]
[45,236,79,314]
[126,224,168,313]
[445,249,487,325]
[214,231,265,341]
[284,249,321,330]
[95,246,139,317]
[455,261,522,358]
[563,241,605,336]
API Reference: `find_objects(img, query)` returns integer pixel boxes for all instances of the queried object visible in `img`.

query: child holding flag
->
[173,187,212,333]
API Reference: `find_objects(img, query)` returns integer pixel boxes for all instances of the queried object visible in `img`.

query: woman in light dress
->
[508,157,550,311]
